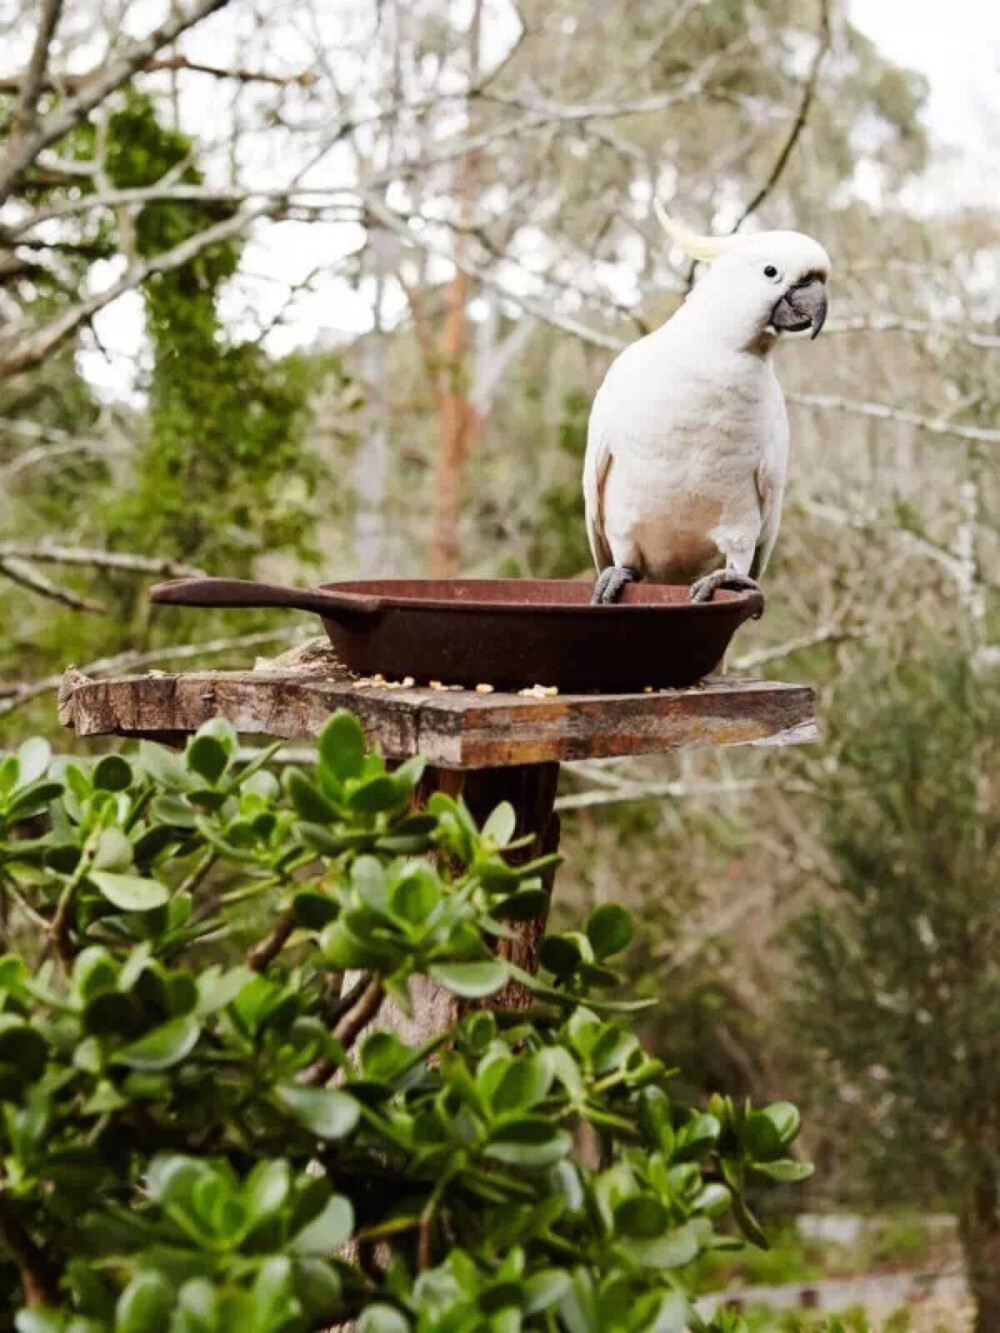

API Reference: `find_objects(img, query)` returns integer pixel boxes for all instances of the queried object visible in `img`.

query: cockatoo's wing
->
[751,428,789,578]
[583,415,614,571]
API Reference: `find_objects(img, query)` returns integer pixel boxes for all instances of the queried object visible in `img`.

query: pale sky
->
[849,0,999,153]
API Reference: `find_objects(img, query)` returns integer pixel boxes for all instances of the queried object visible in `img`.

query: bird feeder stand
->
[59,644,816,1040]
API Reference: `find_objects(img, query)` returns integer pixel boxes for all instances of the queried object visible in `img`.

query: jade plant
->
[0,714,812,1332]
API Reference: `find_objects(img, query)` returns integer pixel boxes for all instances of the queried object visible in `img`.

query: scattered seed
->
[475,683,494,694]
[429,680,444,691]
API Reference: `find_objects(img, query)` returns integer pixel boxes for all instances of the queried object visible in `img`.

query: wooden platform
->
[59,655,816,769]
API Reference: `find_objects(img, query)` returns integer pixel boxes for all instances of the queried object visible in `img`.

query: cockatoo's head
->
[654,201,830,350]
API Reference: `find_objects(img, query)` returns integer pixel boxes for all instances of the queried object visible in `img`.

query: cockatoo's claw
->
[689,569,763,605]
[592,565,641,605]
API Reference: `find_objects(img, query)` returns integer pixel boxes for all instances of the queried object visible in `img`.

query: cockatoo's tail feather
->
[652,199,737,262]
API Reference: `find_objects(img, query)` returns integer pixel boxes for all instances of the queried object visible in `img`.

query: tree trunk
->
[428,266,480,578]
[959,1167,1000,1333]
[426,0,483,580]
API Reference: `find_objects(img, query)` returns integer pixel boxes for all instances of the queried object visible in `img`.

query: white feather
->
[583,224,829,585]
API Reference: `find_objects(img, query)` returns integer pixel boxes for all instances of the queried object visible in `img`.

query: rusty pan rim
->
[314,578,763,618]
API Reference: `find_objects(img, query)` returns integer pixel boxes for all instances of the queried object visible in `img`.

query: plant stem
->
[177,848,217,897]
[0,1191,60,1307]
[247,910,293,971]
[418,1171,452,1271]
[50,829,100,968]
[301,974,384,1085]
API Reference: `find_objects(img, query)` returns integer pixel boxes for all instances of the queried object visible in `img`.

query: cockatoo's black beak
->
[770,278,828,339]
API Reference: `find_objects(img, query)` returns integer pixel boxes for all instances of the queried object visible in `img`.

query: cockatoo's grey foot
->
[689,568,763,605]
[592,565,641,605]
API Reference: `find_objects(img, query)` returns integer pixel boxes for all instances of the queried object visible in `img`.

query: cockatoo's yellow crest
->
[652,199,736,262]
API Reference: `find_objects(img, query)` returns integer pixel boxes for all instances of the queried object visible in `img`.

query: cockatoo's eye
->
[763,264,782,282]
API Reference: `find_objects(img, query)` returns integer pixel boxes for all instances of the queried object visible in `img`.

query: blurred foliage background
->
[0,0,997,1327]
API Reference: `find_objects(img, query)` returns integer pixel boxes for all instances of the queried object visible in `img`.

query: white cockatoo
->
[584,204,830,604]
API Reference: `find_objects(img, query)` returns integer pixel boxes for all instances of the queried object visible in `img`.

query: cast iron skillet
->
[149,577,763,692]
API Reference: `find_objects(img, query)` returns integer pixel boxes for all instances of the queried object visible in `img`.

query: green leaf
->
[292,890,340,930]
[742,1109,783,1162]
[762,1100,801,1145]
[614,1196,670,1239]
[196,966,255,1016]
[276,1083,361,1140]
[0,1016,47,1081]
[390,871,440,926]
[586,903,633,959]
[73,946,119,1001]
[197,718,238,751]
[284,769,339,822]
[482,801,517,847]
[428,959,509,998]
[357,1305,410,1333]
[730,1188,769,1250]
[486,1117,573,1169]
[318,711,365,783]
[629,1292,690,1333]
[694,1182,731,1217]
[347,775,410,816]
[629,1220,701,1269]
[8,780,64,821]
[139,740,191,790]
[16,738,51,788]
[90,870,169,912]
[539,934,582,978]
[252,1256,298,1333]
[15,1315,68,1333]
[291,1194,354,1253]
[489,1054,554,1116]
[116,1015,200,1071]
[494,886,549,920]
[94,827,134,872]
[115,1273,173,1333]
[244,1160,291,1220]
[149,794,197,828]
[750,1158,814,1183]
[523,1270,571,1315]
[293,1259,342,1322]
[93,755,133,792]
[187,735,229,785]
[360,1031,411,1081]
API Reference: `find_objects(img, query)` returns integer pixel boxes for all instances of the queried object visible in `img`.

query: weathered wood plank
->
[59,662,816,768]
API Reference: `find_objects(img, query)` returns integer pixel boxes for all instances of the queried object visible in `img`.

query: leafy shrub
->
[0,714,814,1331]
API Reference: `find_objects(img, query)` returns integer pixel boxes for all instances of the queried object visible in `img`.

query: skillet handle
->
[150,577,382,618]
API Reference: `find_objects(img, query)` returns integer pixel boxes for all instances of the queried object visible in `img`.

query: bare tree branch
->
[9,183,357,236]
[796,498,1000,591]
[824,315,1000,350]
[787,392,1000,445]
[729,615,910,673]
[555,777,805,813]
[731,0,831,229]
[0,558,106,613]
[0,544,206,578]
[1,438,123,478]
[0,0,234,206]
[0,195,277,378]
[3,0,65,141]
[363,193,625,351]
